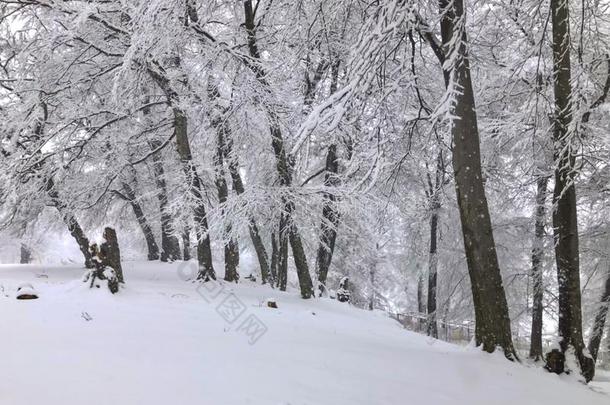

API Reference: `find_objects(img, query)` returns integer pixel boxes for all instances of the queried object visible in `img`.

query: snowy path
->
[0,261,607,405]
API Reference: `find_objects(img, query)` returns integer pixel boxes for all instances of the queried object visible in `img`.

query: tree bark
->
[438,0,516,359]
[529,176,548,360]
[548,0,595,382]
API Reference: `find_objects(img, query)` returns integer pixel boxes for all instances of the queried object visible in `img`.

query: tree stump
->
[100,227,124,283]
[337,277,351,303]
[83,227,124,294]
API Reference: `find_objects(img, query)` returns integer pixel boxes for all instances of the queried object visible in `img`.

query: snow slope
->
[0,261,608,405]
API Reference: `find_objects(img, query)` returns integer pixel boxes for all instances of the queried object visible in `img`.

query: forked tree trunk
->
[148,137,181,262]
[438,0,516,359]
[207,83,271,283]
[548,0,595,382]
[313,61,341,296]
[210,110,240,283]
[148,65,216,281]
[529,176,548,360]
[315,144,340,296]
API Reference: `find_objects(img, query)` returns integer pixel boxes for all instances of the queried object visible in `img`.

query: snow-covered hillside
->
[0,261,608,405]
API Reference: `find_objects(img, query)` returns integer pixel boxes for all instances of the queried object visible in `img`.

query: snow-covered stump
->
[82,227,123,294]
[336,277,351,303]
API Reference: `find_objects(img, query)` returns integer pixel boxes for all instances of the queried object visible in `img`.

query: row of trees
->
[0,0,608,382]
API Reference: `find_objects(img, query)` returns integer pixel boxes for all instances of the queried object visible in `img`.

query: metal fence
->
[389,312,610,368]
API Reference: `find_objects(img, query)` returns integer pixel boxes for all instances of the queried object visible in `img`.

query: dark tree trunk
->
[315,144,340,296]
[530,176,548,360]
[148,138,181,262]
[101,227,124,283]
[20,243,32,264]
[120,180,160,261]
[426,152,444,339]
[548,0,595,382]
[313,61,341,297]
[148,65,216,281]
[182,230,192,261]
[46,178,94,269]
[244,0,313,298]
[427,208,439,338]
[417,265,425,314]
[210,107,240,283]
[588,268,610,362]
[277,218,289,292]
[270,231,280,286]
[438,0,516,359]
[207,83,272,283]
[173,109,216,281]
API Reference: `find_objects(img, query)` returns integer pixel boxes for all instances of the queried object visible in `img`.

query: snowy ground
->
[0,261,608,405]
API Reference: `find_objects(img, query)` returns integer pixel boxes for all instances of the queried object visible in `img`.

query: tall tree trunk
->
[210,108,240,282]
[315,144,340,296]
[244,0,313,298]
[529,176,548,360]
[588,266,610,362]
[426,152,444,339]
[427,206,439,338]
[438,0,516,359]
[548,0,595,382]
[313,61,341,297]
[148,138,181,262]
[120,180,160,261]
[46,178,94,269]
[148,65,216,281]
[173,109,216,281]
